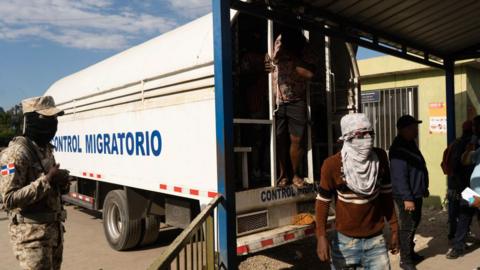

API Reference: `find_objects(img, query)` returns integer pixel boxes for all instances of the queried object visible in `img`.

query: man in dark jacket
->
[390,115,429,270]
[445,121,474,250]
[446,116,480,259]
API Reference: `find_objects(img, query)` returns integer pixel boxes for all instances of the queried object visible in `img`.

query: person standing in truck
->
[316,113,399,269]
[266,27,317,188]
[0,96,70,270]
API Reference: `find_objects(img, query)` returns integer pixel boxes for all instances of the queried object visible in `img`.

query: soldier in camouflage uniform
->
[0,96,70,270]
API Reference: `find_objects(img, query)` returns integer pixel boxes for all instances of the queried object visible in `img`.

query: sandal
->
[276,178,289,187]
[293,176,305,188]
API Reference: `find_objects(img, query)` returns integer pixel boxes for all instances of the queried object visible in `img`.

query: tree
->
[0,104,22,147]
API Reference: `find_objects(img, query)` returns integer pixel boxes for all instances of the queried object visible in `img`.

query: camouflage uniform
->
[0,96,68,270]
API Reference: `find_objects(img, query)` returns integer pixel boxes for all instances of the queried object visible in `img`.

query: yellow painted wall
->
[359,56,471,206]
[466,66,480,116]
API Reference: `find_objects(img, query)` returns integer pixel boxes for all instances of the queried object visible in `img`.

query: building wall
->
[359,56,470,206]
[466,66,480,119]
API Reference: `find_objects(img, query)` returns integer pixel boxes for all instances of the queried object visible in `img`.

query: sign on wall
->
[361,91,381,103]
[429,102,447,134]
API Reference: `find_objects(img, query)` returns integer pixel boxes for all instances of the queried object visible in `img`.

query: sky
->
[0,0,383,110]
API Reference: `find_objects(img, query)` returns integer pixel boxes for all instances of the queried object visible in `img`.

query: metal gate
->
[361,87,418,150]
[148,196,222,270]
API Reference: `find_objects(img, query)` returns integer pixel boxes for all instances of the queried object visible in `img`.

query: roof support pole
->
[212,0,237,269]
[445,59,456,143]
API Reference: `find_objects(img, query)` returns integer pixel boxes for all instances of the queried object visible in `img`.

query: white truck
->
[45,12,359,254]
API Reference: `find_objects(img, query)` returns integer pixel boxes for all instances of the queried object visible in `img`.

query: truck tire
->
[103,190,142,251]
[138,215,160,247]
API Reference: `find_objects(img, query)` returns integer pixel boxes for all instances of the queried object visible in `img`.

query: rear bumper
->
[236,216,334,256]
[237,224,315,255]
[62,192,95,210]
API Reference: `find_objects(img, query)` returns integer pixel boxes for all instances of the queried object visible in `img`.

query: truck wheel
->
[103,190,142,251]
[138,215,160,247]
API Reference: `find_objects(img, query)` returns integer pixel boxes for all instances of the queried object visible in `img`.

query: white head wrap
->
[340,113,380,196]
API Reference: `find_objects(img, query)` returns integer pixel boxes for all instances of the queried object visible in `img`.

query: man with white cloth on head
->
[316,113,399,269]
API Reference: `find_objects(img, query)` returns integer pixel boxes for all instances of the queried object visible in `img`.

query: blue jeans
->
[452,199,476,250]
[447,189,461,239]
[331,231,391,270]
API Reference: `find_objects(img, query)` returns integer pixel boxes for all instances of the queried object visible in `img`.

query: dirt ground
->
[1,205,480,269]
[239,207,480,270]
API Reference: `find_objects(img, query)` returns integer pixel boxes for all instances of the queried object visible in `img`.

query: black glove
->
[52,169,71,187]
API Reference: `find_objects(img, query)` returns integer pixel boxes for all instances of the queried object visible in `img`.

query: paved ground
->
[1,206,480,270]
[0,205,182,270]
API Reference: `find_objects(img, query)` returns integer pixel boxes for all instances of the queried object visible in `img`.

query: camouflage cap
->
[21,96,64,116]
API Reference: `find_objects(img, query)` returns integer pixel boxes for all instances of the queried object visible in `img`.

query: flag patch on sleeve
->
[1,163,15,176]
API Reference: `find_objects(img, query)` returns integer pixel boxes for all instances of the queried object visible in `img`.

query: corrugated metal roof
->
[235,0,480,67]
[307,0,480,57]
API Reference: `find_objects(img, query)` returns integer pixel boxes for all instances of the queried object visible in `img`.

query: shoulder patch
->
[0,163,15,176]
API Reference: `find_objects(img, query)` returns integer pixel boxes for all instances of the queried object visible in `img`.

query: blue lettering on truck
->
[52,130,162,157]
